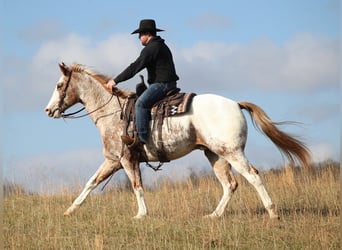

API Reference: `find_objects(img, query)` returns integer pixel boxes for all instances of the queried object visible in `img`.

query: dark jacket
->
[114,36,179,84]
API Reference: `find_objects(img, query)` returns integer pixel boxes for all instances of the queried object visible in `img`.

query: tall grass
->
[3,162,340,249]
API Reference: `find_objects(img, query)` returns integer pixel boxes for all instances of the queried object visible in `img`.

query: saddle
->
[121,77,196,163]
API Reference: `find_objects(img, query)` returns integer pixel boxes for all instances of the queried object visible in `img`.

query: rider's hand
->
[106,79,116,93]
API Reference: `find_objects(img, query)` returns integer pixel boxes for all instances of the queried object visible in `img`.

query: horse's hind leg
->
[64,159,121,215]
[226,152,279,219]
[204,150,238,217]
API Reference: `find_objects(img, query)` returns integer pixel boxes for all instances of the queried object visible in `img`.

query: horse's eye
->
[56,83,63,89]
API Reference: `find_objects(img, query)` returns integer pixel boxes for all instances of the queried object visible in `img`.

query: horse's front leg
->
[121,155,147,219]
[64,159,121,215]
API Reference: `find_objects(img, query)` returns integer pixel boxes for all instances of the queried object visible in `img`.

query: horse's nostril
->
[45,108,52,116]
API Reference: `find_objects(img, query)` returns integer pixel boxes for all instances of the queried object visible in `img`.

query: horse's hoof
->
[63,208,73,216]
[270,214,280,220]
[204,213,219,219]
[133,215,145,219]
[267,204,280,220]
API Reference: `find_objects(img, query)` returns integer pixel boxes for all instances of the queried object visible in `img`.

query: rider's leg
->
[135,82,177,143]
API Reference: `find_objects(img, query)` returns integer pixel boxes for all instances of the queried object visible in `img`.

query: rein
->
[61,94,115,119]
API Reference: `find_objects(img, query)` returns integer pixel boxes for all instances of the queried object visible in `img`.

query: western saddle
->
[120,76,196,163]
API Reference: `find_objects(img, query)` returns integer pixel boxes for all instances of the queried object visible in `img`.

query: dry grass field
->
[3,161,340,249]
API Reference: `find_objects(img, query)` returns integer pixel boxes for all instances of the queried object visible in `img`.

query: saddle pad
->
[151,92,196,117]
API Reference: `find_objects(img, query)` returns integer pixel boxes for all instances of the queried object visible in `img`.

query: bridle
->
[57,69,118,119]
[57,70,73,114]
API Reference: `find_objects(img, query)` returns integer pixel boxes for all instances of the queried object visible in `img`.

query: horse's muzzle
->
[45,107,61,118]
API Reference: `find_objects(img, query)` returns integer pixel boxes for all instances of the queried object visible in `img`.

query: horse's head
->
[45,63,81,118]
[45,62,135,118]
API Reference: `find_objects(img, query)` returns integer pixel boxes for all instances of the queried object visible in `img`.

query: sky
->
[1,0,340,193]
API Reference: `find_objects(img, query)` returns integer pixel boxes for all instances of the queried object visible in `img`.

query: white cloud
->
[2,32,338,113]
[3,33,141,112]
[176,33,339,93]
[281,33,338,90]
[31,33,140,73]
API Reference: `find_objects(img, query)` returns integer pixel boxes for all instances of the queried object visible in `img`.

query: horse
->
[45,62,311,219]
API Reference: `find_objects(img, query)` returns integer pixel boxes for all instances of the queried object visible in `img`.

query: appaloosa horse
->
[45,63,311,219]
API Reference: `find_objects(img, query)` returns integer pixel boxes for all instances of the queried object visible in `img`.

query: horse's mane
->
[71,63,134,98]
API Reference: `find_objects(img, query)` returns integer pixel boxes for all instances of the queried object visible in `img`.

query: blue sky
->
[1,0,340,193]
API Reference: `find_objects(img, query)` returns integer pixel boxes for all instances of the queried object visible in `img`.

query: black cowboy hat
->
[131,19,164,34]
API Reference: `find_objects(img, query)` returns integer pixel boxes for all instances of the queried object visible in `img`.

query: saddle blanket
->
[151,92,196,118]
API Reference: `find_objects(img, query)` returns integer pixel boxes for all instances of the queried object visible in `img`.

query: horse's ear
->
[59,62,70,76]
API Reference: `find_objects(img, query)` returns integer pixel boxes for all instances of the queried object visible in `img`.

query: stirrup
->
[121,135,140,149]
[128,137,140,149]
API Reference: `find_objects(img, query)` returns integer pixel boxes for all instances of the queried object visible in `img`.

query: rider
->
[106,19,179,146]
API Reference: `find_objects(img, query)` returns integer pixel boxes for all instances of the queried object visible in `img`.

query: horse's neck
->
[78,76,121,124]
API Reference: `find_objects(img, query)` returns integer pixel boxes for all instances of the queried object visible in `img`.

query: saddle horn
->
[136,75,147,97]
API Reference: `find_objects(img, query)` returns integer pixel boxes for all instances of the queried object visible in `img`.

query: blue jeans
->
[135,82,177,143]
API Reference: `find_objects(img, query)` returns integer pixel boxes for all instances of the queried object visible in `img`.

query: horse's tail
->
[238,101,311,168]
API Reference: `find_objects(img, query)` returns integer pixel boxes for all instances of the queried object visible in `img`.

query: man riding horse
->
[106,19,179,147]
[45,20,311,219]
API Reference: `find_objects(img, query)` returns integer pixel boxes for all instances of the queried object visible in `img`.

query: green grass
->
[3,162,340,249]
